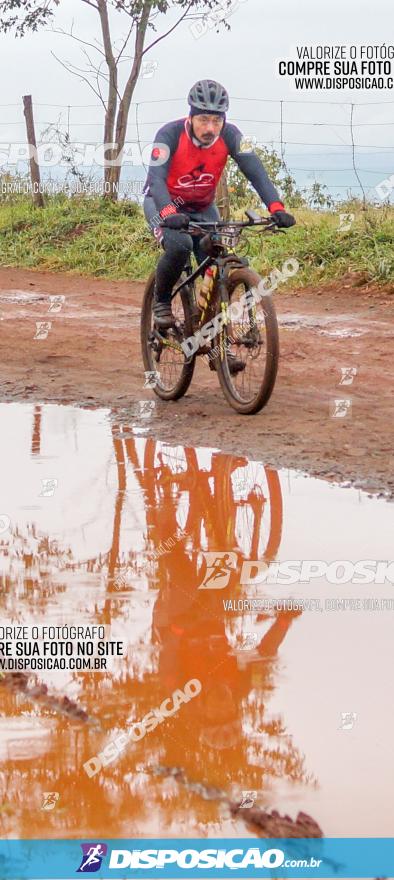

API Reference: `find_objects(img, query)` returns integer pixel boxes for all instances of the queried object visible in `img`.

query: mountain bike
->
[141,209,286,415]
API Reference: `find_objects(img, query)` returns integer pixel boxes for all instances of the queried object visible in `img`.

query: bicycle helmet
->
[188,79,229,114]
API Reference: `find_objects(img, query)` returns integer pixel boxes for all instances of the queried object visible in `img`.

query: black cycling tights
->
[143,195,220,302]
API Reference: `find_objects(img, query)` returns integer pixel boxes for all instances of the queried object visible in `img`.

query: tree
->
[306,180,334,210]
[0,0,238,200]
[227,142,305,211]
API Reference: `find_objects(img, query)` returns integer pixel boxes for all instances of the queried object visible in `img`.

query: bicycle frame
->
[160,214,280,339]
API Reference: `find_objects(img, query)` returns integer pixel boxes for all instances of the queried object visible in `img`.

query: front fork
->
[215,257,254,361]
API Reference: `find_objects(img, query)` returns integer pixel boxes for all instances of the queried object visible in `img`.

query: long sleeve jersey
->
[143,117,284,214]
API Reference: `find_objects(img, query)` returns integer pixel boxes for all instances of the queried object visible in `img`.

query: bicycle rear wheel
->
[140,271,196,401]
[214,268,279,415]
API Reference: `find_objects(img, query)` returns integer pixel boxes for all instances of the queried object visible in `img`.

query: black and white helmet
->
[188,79,229,114]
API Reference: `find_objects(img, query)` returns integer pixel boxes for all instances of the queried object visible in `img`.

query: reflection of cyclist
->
[143,79,295,329]
[148,460,303,793]
[152,547,303,789]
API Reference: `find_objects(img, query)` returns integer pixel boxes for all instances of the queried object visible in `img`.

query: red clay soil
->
[0,266,393,498]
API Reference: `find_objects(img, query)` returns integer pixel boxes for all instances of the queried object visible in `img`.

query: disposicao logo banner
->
[0,838,394,878]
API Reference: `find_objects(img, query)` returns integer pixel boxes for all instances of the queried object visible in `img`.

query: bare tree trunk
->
[216,169,230,220]
[23,95,44,208]
[97,0,118,195]
[107,0,152,200]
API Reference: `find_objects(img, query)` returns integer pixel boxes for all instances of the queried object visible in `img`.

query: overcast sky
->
[1,0,393,197]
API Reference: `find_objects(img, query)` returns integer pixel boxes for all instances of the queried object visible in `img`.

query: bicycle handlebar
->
[158,213,281,233]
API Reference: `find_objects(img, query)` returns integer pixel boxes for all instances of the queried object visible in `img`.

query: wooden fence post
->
[217,169,230,220]
[23,95,44,207]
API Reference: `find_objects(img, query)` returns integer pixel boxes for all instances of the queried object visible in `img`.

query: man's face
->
[190,113,224,145]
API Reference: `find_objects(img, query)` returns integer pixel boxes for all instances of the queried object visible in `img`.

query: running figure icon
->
[77,843,107,873]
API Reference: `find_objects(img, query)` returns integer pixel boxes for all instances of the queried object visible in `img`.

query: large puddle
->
[0,402,393,840]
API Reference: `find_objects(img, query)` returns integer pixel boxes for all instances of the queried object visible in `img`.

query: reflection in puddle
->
[0,403,393,840]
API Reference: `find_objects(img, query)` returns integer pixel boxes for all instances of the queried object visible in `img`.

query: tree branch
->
[141,1,193,56]
[51,51,103,103]
[51,24,105,56]
[96,67,106,109]
[115,20,134,64]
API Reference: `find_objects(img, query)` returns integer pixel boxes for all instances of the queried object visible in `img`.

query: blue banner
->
[0,838,393,878]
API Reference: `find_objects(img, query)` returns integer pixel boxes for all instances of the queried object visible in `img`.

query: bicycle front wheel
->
[140,271,196,401]
[214,268,279,415]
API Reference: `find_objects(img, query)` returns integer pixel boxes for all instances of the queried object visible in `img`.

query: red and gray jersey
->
[143,117,284,215]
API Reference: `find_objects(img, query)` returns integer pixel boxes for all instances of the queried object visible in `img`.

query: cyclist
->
[143,78,296,332]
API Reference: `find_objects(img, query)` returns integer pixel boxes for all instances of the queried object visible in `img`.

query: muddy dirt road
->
[1,266,394,843]
[0,266,393,497]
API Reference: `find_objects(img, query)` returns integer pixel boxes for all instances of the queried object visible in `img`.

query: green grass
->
[0,190,393,289]
[0,195,157,279]
[245,206,394,288]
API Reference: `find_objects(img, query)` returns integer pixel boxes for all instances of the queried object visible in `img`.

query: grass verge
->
[0,193,393,289]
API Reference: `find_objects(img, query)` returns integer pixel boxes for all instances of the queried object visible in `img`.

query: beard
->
[194,129,216,145]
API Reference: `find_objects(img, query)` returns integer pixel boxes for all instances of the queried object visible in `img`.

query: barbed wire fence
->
[0,95,393,205]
